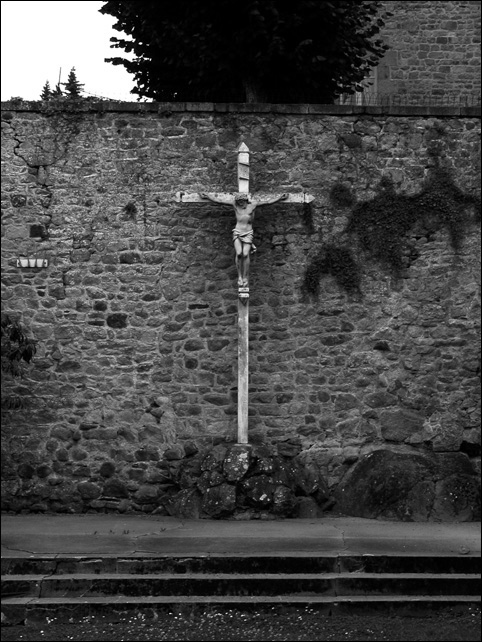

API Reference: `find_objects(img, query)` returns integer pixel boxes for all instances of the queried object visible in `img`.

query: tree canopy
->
[100,0,390,103]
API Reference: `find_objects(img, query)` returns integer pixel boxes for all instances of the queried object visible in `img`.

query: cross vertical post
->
[237,143,250,444]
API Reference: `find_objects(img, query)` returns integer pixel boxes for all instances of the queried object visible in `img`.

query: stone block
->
[77,481,102,500]
[163,446,184,460]
[365,391,398,408]
[380,409,425,442]
[17,464,35,479]
[277,438,302,458]
[134,484,159,503]
[102,478,129,498]
[99,461,116,478]
[106,313,128,328]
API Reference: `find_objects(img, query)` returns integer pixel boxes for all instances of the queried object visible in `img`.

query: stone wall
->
[377,0,481,98]
[1,102,480,519]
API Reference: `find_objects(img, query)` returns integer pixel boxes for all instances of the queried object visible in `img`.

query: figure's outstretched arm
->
[255,193,289,206]
[199,193,233,205]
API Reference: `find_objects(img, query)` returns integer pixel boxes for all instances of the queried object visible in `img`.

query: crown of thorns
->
[235,194,249,202]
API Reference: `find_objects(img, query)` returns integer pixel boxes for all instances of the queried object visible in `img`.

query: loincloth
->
[232,229,257,252]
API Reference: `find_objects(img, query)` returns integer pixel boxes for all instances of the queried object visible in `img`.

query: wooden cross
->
[175,143,314,444]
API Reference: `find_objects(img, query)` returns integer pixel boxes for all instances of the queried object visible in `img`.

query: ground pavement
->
[1,514,480,558]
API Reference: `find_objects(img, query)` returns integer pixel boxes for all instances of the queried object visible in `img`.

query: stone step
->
[2,553,480,625]
[2,572,480,598]
[2,594,480,626]
[2,554,479,576]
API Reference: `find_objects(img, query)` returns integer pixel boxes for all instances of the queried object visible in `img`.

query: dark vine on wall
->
[346,166,480,274]
[303,160,480,297]
[303,245,362,298]
[1,314,37,410]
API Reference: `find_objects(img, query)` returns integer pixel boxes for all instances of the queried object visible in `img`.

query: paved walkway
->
[1,515,480,558]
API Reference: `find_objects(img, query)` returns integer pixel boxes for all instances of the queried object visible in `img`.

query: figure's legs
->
[234,238,244,286]
[242,244,251,287]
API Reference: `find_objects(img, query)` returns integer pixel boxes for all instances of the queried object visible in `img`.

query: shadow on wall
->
[303,150,481,298]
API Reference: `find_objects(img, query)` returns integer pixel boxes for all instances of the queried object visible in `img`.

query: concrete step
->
[2,594,480,626]
[2,572,480,598]
[2,554,479,575]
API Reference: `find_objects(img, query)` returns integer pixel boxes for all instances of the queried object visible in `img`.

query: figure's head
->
[235,194,250,207]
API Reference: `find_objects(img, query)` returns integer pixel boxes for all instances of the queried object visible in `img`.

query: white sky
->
[1,0,140,101]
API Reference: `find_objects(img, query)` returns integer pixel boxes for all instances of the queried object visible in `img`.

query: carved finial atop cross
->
[237,142,250,194]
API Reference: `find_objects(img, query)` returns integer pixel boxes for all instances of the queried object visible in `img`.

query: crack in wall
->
[9,121,55,243]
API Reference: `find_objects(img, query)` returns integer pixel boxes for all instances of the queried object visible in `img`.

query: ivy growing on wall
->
[303,244,361,297]
[1,314,37,410]
[304,159,480,297]
[345,166,480,276]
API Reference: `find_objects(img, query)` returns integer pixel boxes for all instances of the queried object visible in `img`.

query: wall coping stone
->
[1,100,480,118]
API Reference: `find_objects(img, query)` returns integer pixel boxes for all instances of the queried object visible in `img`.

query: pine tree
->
[40,80,51,100]
[62,67,84,98]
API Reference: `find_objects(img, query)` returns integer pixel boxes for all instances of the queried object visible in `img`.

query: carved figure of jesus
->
[200,192,288,286]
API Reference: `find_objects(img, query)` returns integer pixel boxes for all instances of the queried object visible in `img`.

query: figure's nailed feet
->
[238,278,244,286]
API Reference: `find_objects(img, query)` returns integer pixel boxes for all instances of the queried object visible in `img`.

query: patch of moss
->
[123,201,137,220]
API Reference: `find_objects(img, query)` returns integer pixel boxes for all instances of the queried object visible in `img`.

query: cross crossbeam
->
[175,192,314,203]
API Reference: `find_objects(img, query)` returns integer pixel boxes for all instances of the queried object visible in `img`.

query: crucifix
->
[175,143,314,444]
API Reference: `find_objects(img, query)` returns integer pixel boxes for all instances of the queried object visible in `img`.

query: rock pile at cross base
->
[158,440,333,520]
[152,441,480,521]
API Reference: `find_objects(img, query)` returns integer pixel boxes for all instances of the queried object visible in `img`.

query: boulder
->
[201,445,228,472]
[335,449,480,522]
[197,470,226,493]
[294,458,331,504]
[166,488,202,519]
[202,484,236,518]
[240,475,275,509]
[178,456,203,488]
[297,497,321,518]
[250,444,277,475]
[271,458,299,486]
[272,485,298,516]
